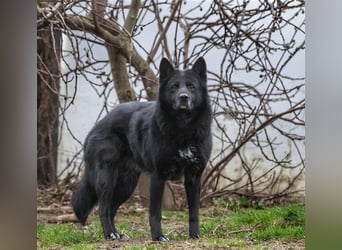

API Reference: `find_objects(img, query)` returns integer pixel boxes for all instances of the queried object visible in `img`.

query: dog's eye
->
[171,84,179,90]
[187,83,195,89]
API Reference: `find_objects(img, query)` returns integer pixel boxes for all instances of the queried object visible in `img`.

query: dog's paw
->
[154,235,170,242]
[106,232,129,240]
[189,233,200,239]
[119,233,130,240]
[106,232,121,240]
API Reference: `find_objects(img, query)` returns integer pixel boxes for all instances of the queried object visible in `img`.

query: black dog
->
[71,57,212,241]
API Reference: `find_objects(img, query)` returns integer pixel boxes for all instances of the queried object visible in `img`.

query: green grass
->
[37,203,304,249]
[224,204,305,242]
[37,220,102,248]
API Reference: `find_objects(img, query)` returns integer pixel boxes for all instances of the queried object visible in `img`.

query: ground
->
[37,186,305,249]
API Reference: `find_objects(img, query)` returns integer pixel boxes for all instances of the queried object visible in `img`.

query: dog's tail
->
[71,175,97,225]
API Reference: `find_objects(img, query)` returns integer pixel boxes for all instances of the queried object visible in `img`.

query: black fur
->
[71,57,212,241]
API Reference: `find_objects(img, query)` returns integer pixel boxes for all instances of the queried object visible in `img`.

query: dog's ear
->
[159,58,174,83]
[192,57,207,82]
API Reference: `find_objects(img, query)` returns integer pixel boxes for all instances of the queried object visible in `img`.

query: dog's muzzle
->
[178,93,191,110]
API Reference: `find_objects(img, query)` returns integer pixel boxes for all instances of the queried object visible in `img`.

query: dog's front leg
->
[184,174,202,239]
[149,172,169,241]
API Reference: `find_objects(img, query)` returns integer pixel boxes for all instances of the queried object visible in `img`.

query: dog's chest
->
[157,146,202,180]
[177,147,197,162]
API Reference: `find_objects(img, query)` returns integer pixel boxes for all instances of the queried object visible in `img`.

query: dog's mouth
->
[179,103,189,110]
[177,100,193,110]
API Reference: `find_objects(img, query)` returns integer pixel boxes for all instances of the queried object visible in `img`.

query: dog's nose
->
[179,93,189,101]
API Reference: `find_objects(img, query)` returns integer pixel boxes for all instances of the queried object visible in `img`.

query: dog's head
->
[158,57,208,112]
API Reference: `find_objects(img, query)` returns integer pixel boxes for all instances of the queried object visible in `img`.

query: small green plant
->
[145,245,157,250]
[283,204,305,226]
[122,246,142,250]
[239,196,253,208]
[211,196,268,211]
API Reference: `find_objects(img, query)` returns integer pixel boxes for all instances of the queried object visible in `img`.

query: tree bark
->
[106,44,136,102]
[37,4,61,186]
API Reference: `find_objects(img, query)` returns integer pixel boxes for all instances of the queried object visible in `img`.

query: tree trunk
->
[106,45,136,102]
[37,20,61,186]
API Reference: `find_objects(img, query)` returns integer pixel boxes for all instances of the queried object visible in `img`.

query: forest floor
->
[37,186,305,249]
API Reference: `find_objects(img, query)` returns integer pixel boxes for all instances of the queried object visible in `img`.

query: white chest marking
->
[178,147,194,159]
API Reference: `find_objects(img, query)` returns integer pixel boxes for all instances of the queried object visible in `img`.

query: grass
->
[37,221,102,247]
[37,201,304,249]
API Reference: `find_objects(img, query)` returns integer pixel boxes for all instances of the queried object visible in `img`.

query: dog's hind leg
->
[95,162,119,240]
[110,165,141,239]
